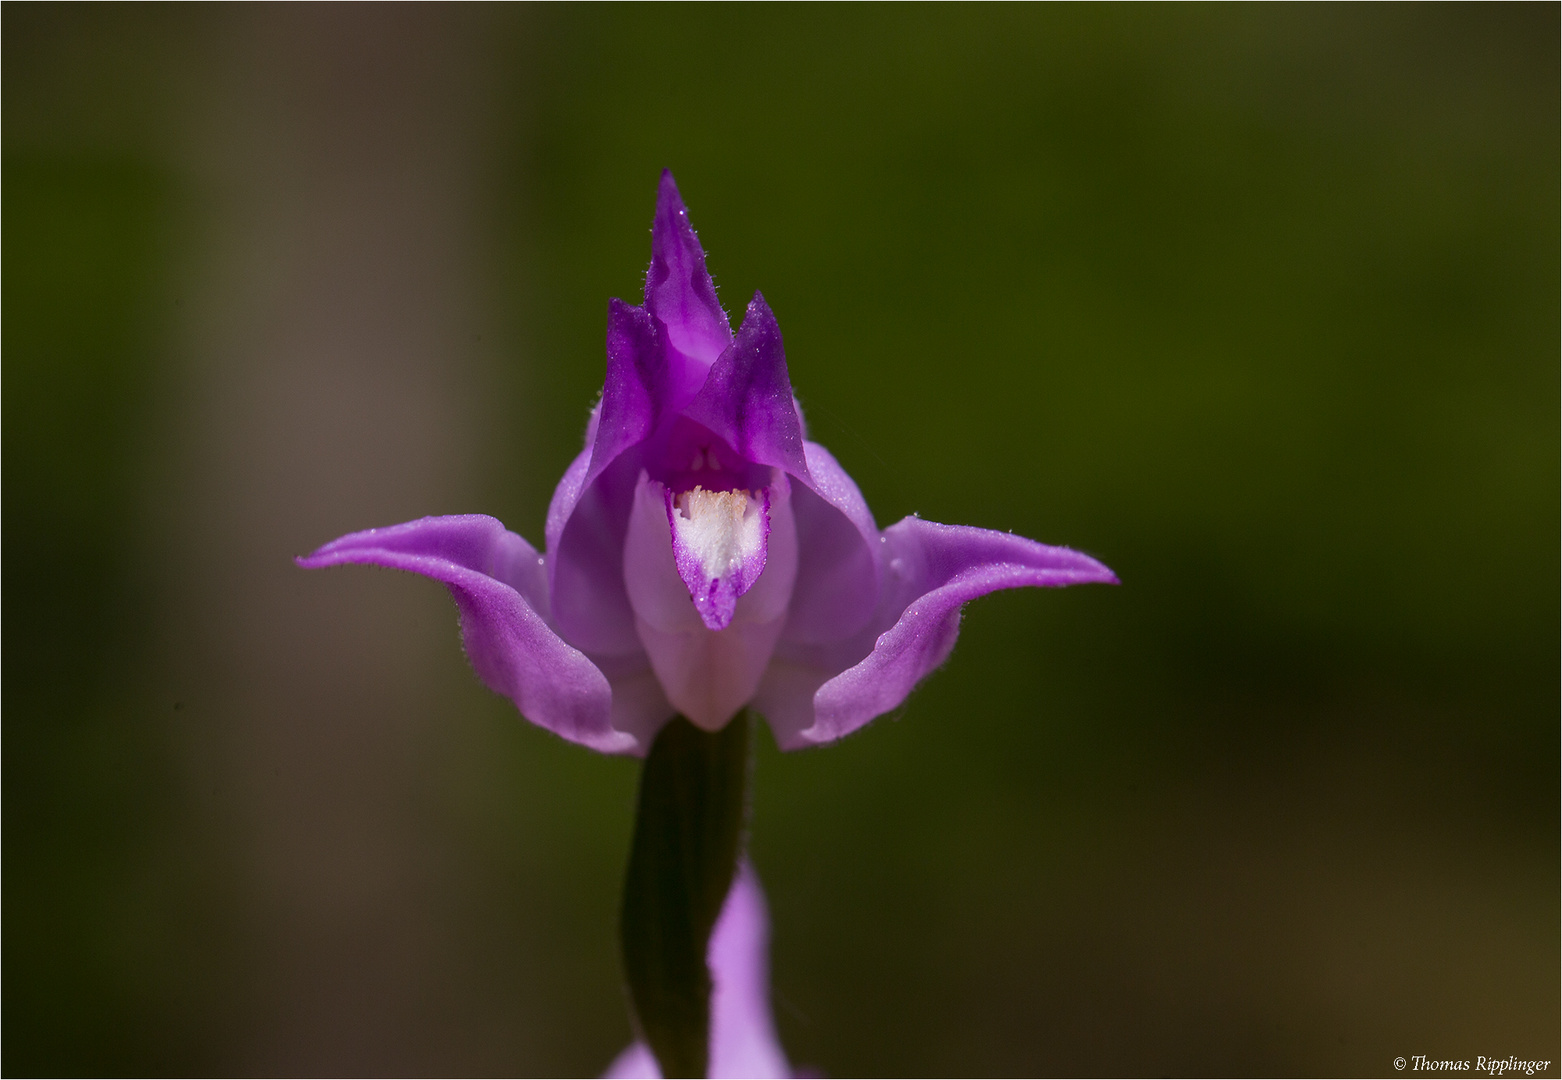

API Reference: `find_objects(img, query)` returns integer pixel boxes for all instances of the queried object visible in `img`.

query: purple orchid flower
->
[299,172,1116,755]
[604,861,789,1080]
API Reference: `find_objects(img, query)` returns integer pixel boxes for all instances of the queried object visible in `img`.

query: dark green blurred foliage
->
[4,156,225,1072]
[4,5,1557,1076]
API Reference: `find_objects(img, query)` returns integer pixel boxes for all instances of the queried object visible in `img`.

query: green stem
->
[620,713,752,1079]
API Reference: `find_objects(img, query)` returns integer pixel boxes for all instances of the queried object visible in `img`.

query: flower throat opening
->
[672,486,766,586]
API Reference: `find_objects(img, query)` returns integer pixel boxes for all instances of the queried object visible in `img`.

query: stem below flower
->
[620,713,752,1079]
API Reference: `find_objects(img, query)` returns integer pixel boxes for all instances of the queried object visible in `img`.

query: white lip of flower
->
[672,486,764,582]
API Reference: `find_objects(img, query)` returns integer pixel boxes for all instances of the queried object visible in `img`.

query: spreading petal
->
[604,861,791,1080]
[764,517,1117,749]
[296,515,637,754]
[647,170,731,405]
[683,293,810,481]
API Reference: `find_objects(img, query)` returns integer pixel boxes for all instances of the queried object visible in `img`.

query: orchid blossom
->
[299,171,1116,755]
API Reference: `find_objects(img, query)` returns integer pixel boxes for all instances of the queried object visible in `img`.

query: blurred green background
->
[4,5,1556,1076]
